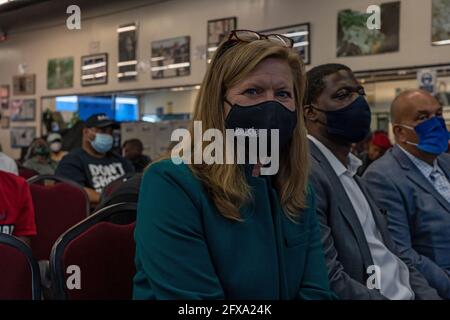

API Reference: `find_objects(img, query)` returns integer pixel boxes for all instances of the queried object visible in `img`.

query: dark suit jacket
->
[308,140,440,300]
[363,145,450,298]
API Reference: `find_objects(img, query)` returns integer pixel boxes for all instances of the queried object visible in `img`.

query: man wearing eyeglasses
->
[363,89,450,299]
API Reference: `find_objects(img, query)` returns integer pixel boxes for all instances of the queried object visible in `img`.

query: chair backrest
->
[28,176,89,260]
[99,172,136,204]
[50,202,137,300]
[18,167,39,180]
[0,234,41,300]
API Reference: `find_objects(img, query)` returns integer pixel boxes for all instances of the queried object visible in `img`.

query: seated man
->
[56,113,134,207]
[122,139,151,173]
[0,170,37,246]
[357,131,392,176]
[304,63,439,299]
[364,89,450,298]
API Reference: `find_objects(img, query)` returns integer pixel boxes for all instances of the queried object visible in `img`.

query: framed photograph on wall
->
[81,53,108,86]
[117,22,138,81]
[0,84,9,110]
[47,57,74,89]
[432,0,450,45]
[10,126,36,148]
[260,23,311,65]
[12,74,35,95]
[151,36,190,79]
[207,17,237,63]
[0,116,9,129]
[10,99,36,122]
[337,1,400,57]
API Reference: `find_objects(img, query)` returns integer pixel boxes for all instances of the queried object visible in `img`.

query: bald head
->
[391,89,441,125]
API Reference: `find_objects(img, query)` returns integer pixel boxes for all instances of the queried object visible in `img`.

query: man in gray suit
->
[363,89,450,298]
[304,63,440,300]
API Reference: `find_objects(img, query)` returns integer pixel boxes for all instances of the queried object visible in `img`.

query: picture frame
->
[260,23,311,65]
[151,36,190,79]
[10,99,36,122]
[337,1,400,57]
[432,0,450,46]
[117,22,138,81]
[0,115,9,129]
[10,126,36,148]
[47,57,74,89]
[207,17,237,63]
[0,84,9,110]
[12,74,35,95]
[81,53,108,86]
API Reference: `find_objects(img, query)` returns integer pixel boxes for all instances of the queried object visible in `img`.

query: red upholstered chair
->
[0,233,41,300]
[50,202,136,300]
[27,175,89,261]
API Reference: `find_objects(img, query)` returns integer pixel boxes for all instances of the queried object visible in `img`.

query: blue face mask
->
[312,95,372,143]
[90,133,114,154]
[399,117,449,155]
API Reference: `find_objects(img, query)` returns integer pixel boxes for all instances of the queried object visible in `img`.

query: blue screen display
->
[55,96,78,112]
[115,97,139,122]
[78,96,114,121]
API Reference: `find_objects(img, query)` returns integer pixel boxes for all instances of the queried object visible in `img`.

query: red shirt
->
[0,171,37,237]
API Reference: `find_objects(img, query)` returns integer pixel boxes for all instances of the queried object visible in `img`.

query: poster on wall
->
[117,22,138,81]
[260,23,311,65]
[81,53,108,86]
[10,127,36,148]
[47,57,74,89]
[337,1,400,57]
[0,84,9,110]
[12,74,35,95]
[151,36,190,79]
[0,116,9,129]
[10,99,36,121]
[432,0,450,45]
[207,17,237,63]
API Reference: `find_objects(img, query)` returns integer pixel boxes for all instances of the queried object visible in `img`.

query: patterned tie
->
[430,169,450,204]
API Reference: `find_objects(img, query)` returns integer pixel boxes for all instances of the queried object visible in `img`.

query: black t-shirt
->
[55,148,134,193]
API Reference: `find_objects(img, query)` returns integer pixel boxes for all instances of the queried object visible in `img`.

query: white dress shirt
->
[308,135,414,300]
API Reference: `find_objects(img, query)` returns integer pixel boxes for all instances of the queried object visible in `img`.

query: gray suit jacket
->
[308,140,440,300]
[363,144,450,299]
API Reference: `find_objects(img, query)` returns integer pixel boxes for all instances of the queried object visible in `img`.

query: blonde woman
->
[134,30,335,300]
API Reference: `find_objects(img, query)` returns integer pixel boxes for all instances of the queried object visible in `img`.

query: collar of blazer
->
[391,144,450,213]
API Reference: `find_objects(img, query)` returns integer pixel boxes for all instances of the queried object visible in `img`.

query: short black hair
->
[123,138,143,153]
[305,63,352,105]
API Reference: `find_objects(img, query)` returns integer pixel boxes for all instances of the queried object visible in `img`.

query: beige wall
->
[1,0,450,158]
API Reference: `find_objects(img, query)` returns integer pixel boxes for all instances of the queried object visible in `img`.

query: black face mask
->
[224,99,297,153]
[312,95,372,143]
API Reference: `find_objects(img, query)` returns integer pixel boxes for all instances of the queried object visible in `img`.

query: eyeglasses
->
[228,29,294,48]
[214,29,294,61]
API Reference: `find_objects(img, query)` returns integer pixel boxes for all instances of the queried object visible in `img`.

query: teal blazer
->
[133,159,336,300]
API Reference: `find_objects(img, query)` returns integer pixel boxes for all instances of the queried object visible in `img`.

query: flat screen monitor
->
[78,95,114,121]
[115,96,139,122]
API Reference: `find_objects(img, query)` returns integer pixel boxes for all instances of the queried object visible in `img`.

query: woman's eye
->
[276,91,292,99]
[243,88,259,96]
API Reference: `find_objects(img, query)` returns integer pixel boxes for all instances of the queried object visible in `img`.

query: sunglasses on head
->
[214,29,294,60]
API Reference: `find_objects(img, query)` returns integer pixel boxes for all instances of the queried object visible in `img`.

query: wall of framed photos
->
[1,0,450,157]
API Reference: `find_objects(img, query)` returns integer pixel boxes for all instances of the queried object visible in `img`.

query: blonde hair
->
[164,39,309,220]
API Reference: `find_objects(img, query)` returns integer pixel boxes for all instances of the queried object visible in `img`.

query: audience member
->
[303,63,439,300]
[0,170,37,246]
[122,139,151,173]
[56,113,134,207]
[364,89,450,298]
